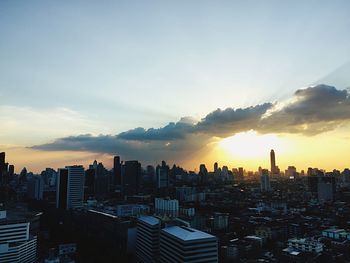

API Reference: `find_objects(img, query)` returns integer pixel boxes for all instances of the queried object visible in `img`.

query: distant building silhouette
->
[156,161,169,189]
[113,156,122,185]
[122,160,141,196]
[270,149,276,174]
[260,169,271,192]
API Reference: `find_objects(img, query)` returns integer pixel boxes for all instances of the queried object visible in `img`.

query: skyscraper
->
[214,162,218,173]
[0,152,5,184]
[270,149,276,174]
[123,160,141,196]
[156,161,169,189]
[56,165,85,210]
[260,169,271,192]
[113,156,122,185]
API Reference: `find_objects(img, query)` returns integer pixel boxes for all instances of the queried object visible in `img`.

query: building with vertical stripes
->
[57,165,85,210]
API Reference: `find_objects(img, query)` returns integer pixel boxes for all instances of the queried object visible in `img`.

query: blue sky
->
[1,1,350,171]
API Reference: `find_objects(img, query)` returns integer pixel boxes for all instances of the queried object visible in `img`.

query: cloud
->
[31,84,350,161]
[259,84,350,134]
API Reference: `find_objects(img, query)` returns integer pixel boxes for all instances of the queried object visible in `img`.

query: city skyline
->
[1,1,350,172]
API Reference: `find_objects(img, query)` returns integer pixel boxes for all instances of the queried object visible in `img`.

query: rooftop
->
[139,216,160,226]
[162,226,216,241]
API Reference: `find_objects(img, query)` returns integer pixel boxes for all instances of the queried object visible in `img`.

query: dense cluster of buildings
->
[1,150,350,262]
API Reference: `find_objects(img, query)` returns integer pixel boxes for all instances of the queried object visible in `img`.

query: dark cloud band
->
[31,85,350,161]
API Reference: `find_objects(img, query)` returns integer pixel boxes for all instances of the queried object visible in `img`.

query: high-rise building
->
[56,165,85,210]
[135,216,161,263]
[270,149,276,174]
[113,156,122,185]
[0,210,37,263]
[27,176,44,200]
[260,169,271,192]
[156,161,169,189]
[123,161,141,196]
[0,152,5,184]
[214,162,218,173]
[160,226,218,263]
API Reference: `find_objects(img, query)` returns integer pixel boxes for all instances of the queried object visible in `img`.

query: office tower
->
[136,216,161,263]
[84,168,95,199]
[214,162,218,173]
[155,198,179,218]
[260,169,271,192]
[317,176,336,203]
[123,160,141,196]
[8,165,14,178]
[156,161,169,189]
[0,210,37,263]
[270,149,276,174]
[93,162,109,197]
[160,226,218,263]
[56,165,84,210]
[146,165,155,181]
[113,156,122,185]
[238,167,244,181]
[27,176,44,200]
[0,152,5,184]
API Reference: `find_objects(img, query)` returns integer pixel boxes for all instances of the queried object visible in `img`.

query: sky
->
[1,1,350,173]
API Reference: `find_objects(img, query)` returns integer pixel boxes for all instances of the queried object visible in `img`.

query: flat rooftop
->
[162,226,216,241]
[139,216,160,226]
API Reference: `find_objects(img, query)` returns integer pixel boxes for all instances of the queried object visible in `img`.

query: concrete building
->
[0,210,37,263]
[57,165,85,210]
[116,204,150,217]
[135,216,161,263]
[286,238,323,253]
[155,198,179,218]
[27,175,44,200]
[160,226,218,262]
[260,169,271,192]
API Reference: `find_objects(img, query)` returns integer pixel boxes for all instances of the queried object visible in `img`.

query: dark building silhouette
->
[57,168,68,210]
[0,152,5,184]
[156,161,169,189]
[85,168,95,199]
[8,164,14,178]
[113,156,122,185]
[123,160,141,196]
[270,149,276,174]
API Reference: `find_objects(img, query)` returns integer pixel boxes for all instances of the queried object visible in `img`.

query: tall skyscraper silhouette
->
[0,152,5,184]
[123,160,141,196]
[113,156,122,185]
[270,149,276,174]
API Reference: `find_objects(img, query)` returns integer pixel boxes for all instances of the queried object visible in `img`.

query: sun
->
[218,130,284,159]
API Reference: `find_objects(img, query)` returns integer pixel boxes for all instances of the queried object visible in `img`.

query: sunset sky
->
[1,1,350,173]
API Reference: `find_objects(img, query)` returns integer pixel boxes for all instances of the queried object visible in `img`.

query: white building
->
[160,226,218,263]
[0,210,37,263]
[116,204,150,217]
[135,216,161,263]
[57,165,85,210]
[287,238,323,253]
[155,198,179,218]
